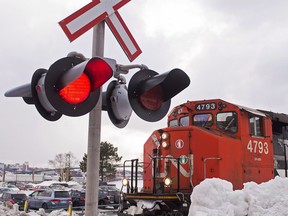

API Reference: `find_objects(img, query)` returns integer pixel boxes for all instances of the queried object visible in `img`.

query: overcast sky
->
[1,0,288,168]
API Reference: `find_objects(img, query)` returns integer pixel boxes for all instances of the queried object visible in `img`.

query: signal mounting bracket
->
[114,64,148,80]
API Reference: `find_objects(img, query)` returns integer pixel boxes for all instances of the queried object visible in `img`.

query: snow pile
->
[0,203,109,216]
[42,209,78,216]
[0,202,22,216]
[123,200,161,215]
[190,176,288,216]
[0,202,80,216]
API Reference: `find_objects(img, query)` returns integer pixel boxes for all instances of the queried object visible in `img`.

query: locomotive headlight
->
[122,178,129,186]
[161,132,169,140]
[164,177,172,187]
[162,141,169,149]
[161,132,170,149]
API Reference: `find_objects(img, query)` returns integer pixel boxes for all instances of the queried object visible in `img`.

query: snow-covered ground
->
[0,205,79,216]
[124,176,288,216]
[0,205,110,216]
[190,176,288,216]
[1,177,288,215]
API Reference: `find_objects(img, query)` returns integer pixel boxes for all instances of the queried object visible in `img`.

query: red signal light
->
[140,85,163,110]
[128,68,190,122]
[59,73,91,104]
[85,58,113,91]
[5,55,117,121]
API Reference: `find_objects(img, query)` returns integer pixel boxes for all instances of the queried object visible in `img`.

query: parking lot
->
[0,180,123,216]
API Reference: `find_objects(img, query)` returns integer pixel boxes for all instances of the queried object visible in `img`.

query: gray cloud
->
[1,0,288,167]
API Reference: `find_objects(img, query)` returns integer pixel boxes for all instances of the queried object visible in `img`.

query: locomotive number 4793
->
[247,140,269,154]
[195,102,217,111]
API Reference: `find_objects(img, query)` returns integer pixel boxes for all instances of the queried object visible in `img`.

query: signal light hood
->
[128,68,190,122]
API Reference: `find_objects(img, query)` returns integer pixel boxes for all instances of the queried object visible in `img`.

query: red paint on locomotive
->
[119,99,288,216]
[142,99,276,193]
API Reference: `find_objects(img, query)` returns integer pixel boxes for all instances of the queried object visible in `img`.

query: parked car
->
[99,185,120,208]
[6,184,20,191]
[98,188,112,208]
[49,182,69,189]
[70,190,85,208]
[69,189,112,209]
[23,183,37,191]
[15,182,26,190]
[0,191,27,210]
[33,185,50,190]
[0,187,12,194]
[27,189,71,210]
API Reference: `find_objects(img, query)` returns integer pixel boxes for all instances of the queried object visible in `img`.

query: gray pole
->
[85,20,105,215]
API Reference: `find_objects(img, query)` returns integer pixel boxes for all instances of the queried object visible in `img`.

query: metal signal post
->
[85,21,105,216]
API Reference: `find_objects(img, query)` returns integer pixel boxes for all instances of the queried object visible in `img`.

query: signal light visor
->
[85,58,113,91]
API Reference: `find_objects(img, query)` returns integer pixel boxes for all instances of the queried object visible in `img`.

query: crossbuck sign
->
[59,0,141,62]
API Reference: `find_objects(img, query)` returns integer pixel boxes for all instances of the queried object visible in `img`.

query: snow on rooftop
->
[36,180,61,186]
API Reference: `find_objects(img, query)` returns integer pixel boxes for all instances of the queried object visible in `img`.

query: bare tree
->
[49,152,78,181]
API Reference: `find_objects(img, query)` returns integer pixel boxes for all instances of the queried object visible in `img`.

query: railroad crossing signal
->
[127,68,190,122]
[5,53,190,124]
[59,0,141,62]
[102,80,132,128]
[102,68,190,127]
[5,54,116,121]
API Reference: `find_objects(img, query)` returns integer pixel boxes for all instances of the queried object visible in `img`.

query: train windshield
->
[168,115,190,127]
[180,116,189,126]
[216,112,238,133]
[192,113,213,127]
[169,119,178,127]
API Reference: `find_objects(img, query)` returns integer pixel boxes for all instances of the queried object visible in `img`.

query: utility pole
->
[85,19,105,215]
[2,166,5,182]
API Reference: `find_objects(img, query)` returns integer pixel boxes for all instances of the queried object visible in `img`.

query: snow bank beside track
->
[190,176,288,216]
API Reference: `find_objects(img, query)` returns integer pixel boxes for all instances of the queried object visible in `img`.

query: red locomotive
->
[119,99,288,216]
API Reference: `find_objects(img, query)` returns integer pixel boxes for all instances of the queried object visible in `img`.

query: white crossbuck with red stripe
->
[59,0,141,62]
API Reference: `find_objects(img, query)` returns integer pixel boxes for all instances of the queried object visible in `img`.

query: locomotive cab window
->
[216,112,238,133]
[249,115,263,137]
[180,116,189,126]
[168,119,178,127]
[193,113,213,127]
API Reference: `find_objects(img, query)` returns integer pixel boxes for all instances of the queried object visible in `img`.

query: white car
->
[7,184,20,191]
